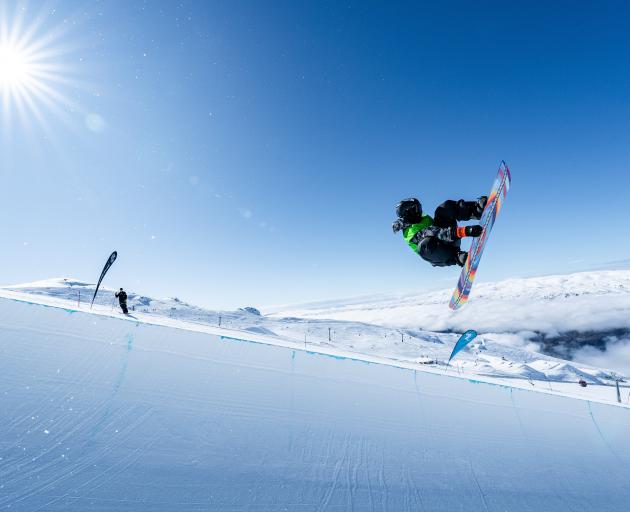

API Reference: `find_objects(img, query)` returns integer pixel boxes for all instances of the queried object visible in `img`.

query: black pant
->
[119,302,128,314]
[418,200,479,267]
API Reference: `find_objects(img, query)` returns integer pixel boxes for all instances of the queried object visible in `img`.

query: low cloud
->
[572,337,630,375]
[482,332,542,354]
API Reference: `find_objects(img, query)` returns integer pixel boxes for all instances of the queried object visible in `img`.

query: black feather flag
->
[91,251,118,308]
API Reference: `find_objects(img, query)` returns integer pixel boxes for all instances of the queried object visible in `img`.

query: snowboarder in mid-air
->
[115,288,129,314]
[392,196,487,267]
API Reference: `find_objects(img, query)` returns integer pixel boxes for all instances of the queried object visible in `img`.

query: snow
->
[268,270,630,370]
[1,285,630,510]
[0,276,628,405]
[266,270,630,331]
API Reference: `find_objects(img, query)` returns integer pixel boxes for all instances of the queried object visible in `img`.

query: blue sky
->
[2,0,630,309]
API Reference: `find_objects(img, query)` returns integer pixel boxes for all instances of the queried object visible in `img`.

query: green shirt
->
[402,215,433,253]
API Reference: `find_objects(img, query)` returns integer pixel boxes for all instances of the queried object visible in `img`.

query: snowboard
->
[449,161,511,310]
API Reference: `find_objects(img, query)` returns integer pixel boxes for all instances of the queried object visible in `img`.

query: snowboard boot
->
[472,196,488,220]
[456,225,483,238]
[456,251,468,267]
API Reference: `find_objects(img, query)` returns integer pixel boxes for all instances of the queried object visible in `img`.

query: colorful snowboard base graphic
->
[449,161,511,310]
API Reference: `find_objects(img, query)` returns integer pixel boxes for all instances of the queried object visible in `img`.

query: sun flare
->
[0,3,83,134]
[0,44,31,88]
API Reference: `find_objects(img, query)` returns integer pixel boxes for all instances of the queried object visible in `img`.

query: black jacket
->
[115,291,128,303]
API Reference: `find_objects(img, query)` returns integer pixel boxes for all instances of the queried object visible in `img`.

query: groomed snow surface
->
[1,276,630,510]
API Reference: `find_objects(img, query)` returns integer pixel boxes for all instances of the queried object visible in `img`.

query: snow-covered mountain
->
[268,270,630,370]
[1,276,628,400]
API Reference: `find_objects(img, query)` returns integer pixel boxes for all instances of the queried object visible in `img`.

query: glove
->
[392,219,404,233]
[437,226,458,243]
[412,226,453,244]
[456,225,483,238]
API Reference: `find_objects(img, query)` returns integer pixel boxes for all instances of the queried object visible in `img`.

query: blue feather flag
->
[448,329,478,363]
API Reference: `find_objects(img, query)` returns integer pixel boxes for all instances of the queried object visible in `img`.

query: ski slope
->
[2,277,627,398]
[2,288,630,510]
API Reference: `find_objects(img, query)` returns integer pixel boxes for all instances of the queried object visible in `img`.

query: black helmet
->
[395,198,422,224]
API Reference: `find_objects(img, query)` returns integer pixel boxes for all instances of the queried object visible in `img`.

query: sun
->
[0,2,84,135]
[0,44,31,89]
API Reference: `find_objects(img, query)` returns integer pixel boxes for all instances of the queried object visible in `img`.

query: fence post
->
[616,379,622,403]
